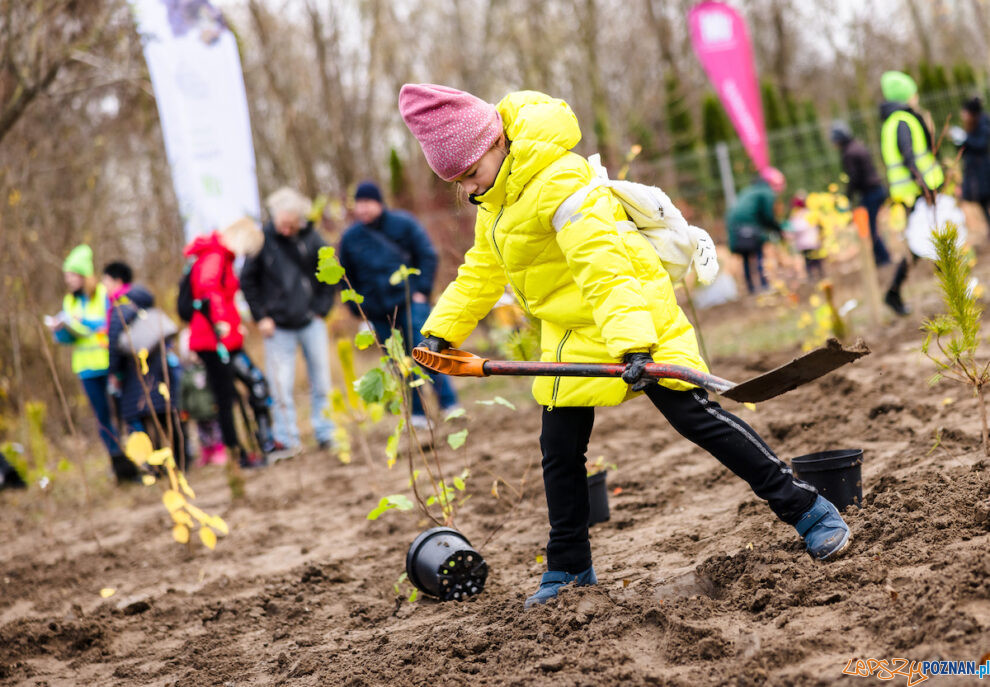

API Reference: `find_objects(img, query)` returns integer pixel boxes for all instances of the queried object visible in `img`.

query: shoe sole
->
[817,530,852,561]
[268,448,299,464]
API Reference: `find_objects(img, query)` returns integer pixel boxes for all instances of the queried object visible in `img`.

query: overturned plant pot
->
[587,470,610,526]
[405,527,488,601]
[792,448,863,510]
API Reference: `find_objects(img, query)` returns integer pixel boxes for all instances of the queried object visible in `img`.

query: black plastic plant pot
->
[792,449,863,510]
[405,527,488,601]
[587,470,610,526]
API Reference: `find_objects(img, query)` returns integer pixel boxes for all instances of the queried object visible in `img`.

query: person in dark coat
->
[830,120,892,266]
[240,188,336,451]
[339,181,459,428]
[105,269,185,464]
[959,97,990,235]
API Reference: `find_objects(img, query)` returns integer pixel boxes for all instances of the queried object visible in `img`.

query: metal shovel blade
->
[720,338,870,403]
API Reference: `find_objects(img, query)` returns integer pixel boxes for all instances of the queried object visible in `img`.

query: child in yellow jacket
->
[399,84,851,608]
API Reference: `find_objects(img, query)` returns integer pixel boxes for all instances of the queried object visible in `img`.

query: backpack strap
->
[551,154,612,233]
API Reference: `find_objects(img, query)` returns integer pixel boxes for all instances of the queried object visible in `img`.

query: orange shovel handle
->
[411,348,489,377]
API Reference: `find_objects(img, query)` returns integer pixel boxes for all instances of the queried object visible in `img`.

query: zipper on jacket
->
[548,329,572,411]
[489,207,530,314]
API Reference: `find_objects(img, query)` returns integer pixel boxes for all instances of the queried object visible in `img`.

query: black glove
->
[621,352,655,391]
[417,335,450,353]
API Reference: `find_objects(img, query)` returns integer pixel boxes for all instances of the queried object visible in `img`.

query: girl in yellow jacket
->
[399,85,851,607]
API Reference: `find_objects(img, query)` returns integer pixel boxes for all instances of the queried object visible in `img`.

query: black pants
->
[199,350,246,455]
[540,385,818,573]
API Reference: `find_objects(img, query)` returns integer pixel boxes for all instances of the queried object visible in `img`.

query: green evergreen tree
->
[803,100,834,190]
[784,91,812,189]
[952,62,976,88]
[701,93,735,215]
[762,80,796,190]
[664,72,704,204]
[701,93,733,145]
[628,116,659,161]
[918,59,937,94]
[388,148,406,201]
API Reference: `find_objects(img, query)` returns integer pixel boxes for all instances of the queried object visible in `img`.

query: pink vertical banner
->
[688,1,769,173]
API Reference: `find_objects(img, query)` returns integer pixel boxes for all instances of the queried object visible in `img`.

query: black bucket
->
[791,449,863,510]
[588,470,610,526]
[405,527,488,601]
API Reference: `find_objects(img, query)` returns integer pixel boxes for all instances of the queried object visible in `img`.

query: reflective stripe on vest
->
[63,283,110,375]
[880,110,944,205]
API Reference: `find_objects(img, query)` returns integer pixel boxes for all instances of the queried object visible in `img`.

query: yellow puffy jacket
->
[422,91,706,407]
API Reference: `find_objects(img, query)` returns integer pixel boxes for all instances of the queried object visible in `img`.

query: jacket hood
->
[184,231,233,260]
[482,91,581,206]
[880,101,914,119]
[126,284,154,309]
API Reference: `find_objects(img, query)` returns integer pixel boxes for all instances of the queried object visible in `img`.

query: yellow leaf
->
[173,523,190,544]
[147,448,172,466]
[942,397,955,406]
[199,527,217,550]
[99,587,115,598]
[743,402,756,411]
[141,474,156,486]
[125,432,153,463]
[162,489,185,513]
[138,349,149,375]
[177,471,195,499]
[158,382,170,401]
[535,554,544,564]
[171,510,194,527]
[184,502,210,524]
[209,515,229,536]
[491,480,499,499]
[338,451,352,465]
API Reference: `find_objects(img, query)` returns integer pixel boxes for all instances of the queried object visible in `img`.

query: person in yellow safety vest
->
[878,70,945,317]
[47,245,140,483]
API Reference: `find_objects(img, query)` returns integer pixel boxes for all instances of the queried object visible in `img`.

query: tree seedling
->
[125,431,229,549]
[921,222,990,456]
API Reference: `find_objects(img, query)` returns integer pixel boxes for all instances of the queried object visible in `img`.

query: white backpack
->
[551,154,720,284]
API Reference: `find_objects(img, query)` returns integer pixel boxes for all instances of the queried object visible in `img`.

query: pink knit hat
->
[398,84,503,181]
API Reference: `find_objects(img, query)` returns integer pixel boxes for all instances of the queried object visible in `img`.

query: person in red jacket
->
[184,217,277,468]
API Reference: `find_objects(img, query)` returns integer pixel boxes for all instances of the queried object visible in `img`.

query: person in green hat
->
[46,245,139,484]
[878,70,945,317]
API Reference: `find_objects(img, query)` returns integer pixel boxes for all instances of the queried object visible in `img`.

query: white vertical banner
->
[130,0,259,241]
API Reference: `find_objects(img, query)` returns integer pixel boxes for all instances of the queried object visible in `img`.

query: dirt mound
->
[4,279,990,684]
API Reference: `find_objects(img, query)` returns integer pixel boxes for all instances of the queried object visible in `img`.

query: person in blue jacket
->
[339,181,459,428]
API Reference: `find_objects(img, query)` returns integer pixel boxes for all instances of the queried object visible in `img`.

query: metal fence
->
[624,80,990,234]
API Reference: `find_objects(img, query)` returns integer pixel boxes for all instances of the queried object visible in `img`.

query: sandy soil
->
[2,265,990,686]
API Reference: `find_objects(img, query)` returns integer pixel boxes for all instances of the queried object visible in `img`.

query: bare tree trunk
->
[970,0,990,63]
[904,0,933,63]
[579,0,615,166]
[769,0,792,98]
[644,0,677,75]
[247,0,319,198]
[306,1,356,190]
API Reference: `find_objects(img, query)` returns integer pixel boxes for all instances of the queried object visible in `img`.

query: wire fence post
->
[715,141,736,208]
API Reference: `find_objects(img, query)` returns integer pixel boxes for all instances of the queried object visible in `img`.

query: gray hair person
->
[239,187,337,454]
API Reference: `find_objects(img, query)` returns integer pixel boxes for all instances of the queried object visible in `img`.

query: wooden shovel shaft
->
[482,360,736,396]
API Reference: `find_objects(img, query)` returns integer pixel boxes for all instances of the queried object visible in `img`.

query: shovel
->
[412,338,869,404]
